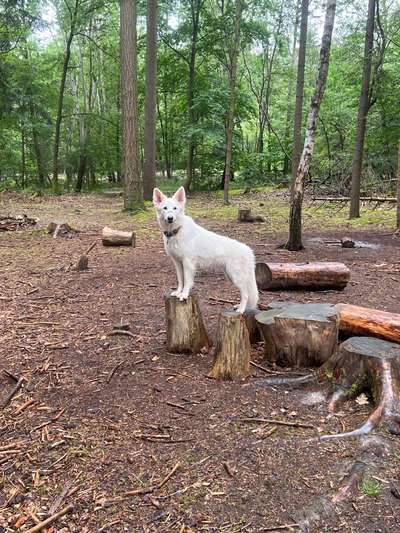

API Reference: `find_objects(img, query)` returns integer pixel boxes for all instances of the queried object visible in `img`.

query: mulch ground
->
[0,189,400,533]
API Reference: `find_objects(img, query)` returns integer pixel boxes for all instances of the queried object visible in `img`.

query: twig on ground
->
[106,360,124,383]
[25,504,73,533]
[208,296,268,310]
[1,377,25,409]
[240,418,315,429]
[124,462,181,497]
[108,330,136,338]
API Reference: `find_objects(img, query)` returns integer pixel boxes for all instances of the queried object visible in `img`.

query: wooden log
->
[165,293,211,354]
[256,302,338,367]
[312,196,397,203]
[320,336,400,440]
[209,311,251,380]
[336,303,400,344]
[101,226,135,247]
[255,262,350,291]
[47,222,75,237]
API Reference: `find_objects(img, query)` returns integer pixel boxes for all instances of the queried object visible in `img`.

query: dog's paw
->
[171,290,182,297]
[179,293,189,301]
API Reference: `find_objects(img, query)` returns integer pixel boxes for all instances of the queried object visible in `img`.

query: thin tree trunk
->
[223,0,242,205]
[291,0,308,193]
[349,0,376,219]
[143,0,158,200]
[283,0,300,176]
[52,0,79,194]
[287,0,337,251]
[397,142,400,230]
[21,124,26,188]
[120,0,143,210]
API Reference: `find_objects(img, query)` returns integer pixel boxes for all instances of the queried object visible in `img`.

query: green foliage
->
[360,480,381,498]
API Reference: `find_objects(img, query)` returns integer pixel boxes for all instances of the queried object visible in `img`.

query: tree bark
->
[120,0,143,210]
[397,142,400,229]
[165,293,211,354]
[287,0,337,251]
[256,302,338,367]
[256,261,350,290]
[291,0,308,190]
[52,0,79,195]
[336,303,400,343]
[349,0,376,219]
[209,311,251,380]
[223,0,242,205]
[143,0,158,200]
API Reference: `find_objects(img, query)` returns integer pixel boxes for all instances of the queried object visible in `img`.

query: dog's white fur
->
[153,186,259,313]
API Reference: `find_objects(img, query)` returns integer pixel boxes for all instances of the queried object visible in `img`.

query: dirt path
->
[0,190,399,532]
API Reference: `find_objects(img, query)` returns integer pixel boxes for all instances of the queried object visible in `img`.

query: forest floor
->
[0,187,400,533]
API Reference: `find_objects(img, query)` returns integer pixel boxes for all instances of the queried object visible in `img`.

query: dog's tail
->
[247,269,259,309]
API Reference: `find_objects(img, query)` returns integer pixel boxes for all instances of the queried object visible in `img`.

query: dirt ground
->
[0,189,399,533]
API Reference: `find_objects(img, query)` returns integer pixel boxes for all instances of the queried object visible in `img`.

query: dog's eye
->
[163,206,167,210]
[173,207,177,210]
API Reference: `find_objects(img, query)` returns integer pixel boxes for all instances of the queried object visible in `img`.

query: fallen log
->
[336,303,400,344]
[209,311,251,380]
[101,226,135,247]
[256,262,350,291]
[312,196,397,203]
[0,215,36,231]
[165,292,211,354]
[320,336,400,440]
[256,302,338,367]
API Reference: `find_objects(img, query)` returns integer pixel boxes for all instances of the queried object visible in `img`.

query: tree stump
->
[165,293,211,354]
[101,226,135,247]
[256,302,338,367]
[341,237,355,248]
[75,255,88,271]
[47,222,75,238]
[243,308,261,344]
[336,303,400,343]
[237,208,265,223]
[208,311,251,380]
[320,336,400,440]
[255,262,350,291]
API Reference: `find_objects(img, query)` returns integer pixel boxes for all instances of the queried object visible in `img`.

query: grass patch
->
[360,480,381,497]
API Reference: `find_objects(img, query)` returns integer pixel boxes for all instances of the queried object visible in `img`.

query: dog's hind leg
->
[225,263,249,313]
[179,259,196,301]
[170,257,184,297]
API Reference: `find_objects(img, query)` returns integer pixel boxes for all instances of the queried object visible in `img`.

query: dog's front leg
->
[170,257,184,297]
[179,259,195,301]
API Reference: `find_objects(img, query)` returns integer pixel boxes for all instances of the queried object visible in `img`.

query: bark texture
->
[336,303,400,343]
[120,0,143,210]
[256,302,338,367]
[209,311,251,380]
[349,0,376,219]
[397,142,400,229]
[165,293,211,354]
[143,0,158,200]
[101,226,135,247]
[256,261,350,291]
[287,0,337,250]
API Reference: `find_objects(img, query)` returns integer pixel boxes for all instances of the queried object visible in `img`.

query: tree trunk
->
[336,303,400,343]
[256,302,339,367]
[291,0,308,190]
[283,0,300,176]
[287,0,337,251]
[223,0,242,205]
[349,0,376,219]
[256,261,350,290]
[21,124,26,188]
[164,293,211,354]
[320,336,400,440]
[209,311,251,380]
[184,0,202,191]
[120,0,143,210]
[397,142,400,229]
[52,0,78,195]
[143,0,158,200]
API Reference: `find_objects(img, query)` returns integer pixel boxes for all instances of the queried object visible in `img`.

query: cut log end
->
[208,311,251,380]
[256,262,350,291]
[102,226,135,247]
[320,336,400,440]
[165,293,211,354]
[256,302,338,368]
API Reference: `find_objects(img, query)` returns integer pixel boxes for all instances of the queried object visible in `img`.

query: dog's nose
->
[167,215,174,223]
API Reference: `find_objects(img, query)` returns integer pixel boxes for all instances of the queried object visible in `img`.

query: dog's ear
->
[153,188,166,206]
[173,186,186,206]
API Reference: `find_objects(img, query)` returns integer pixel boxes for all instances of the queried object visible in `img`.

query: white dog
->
[153,186,259,313]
